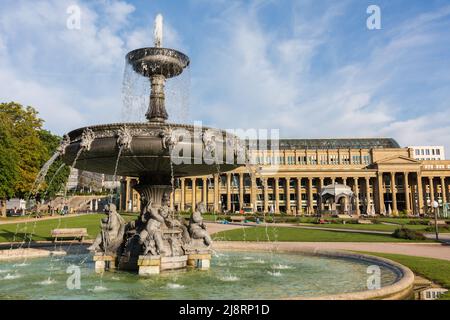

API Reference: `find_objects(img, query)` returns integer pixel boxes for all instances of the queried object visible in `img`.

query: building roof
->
[251,138,400,150]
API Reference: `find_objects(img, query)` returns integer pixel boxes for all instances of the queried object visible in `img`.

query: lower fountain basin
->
[62,122,240,177]
[0,249,413,300]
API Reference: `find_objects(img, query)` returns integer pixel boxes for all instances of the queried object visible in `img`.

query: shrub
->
[392,227,426,240]
[424,225,450,232]
[407,220,429,225]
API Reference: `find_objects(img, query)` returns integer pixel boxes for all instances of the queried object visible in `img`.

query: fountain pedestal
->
[93,254,117,273]
[137,255,188,275]
[187,253,211,270]
[138,255,161,275]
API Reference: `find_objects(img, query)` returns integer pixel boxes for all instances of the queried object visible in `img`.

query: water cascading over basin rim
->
[61,122,241,177]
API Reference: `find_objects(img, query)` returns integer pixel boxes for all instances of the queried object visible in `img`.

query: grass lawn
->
[358,252,450,300]
[298,223,429,232]
[0,213,138,243]
[212,226,433,242]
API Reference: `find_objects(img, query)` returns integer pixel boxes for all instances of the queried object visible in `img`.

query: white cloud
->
[0,0,137,134]
[191,0,450,157]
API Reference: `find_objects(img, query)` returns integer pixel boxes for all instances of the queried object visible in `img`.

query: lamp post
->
[432,200,439,241]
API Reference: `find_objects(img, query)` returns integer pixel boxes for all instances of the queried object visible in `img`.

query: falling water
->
[28,152,61,198]
[42,163,66,201]
[13,138,70,251]
[109,146,123,204]
[121,62,191,124]
[43,145,86,283]
[121,62,148,122]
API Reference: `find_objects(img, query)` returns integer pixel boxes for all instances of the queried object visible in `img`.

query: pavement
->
[206,221,450,260]
[213,241,450,261]
[207,221,450,244]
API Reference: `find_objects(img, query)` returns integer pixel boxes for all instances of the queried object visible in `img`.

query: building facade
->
[409,146,445,161]
[120,138,450,216]
[67,168,120,192]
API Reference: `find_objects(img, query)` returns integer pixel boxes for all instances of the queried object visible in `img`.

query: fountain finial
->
[154,14,163,48]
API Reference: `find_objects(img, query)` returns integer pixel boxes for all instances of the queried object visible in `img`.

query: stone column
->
[390,172,398,215]
[331,177,336,185]
[275,177,280,213]
[213,174,219,212]
[239,173,244,210]
[308,177,314,214]
[343,177,347,185]
[286,177,291,214]
[319,177,324,212]
[119,179,126,211]
[169,191,174,210]
[125,178,131,211]
[263,178,269,213]
[416,173,424,215]
[226,173,231,212]
[192,178,196,212]
[365,177,371,214]
[202,177,208,206]
[250,175,257,212]
[441,177,447,204]
[429,177,435,209]
[376,172,384,214]
[404,172,411,215]
[353,177,360,216]
[180,178,185,211]
[297,177,302,215]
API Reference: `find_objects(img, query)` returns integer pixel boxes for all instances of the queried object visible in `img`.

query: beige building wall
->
[120,146,450,216]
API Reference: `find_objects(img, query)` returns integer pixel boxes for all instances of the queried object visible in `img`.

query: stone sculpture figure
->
[139,201,166,255]
[157,193,190,256]
[159,193,189,240]
[88,204,125,255]
[188,202,212,246]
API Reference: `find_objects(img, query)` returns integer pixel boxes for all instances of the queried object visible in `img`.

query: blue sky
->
[1,0,450,155]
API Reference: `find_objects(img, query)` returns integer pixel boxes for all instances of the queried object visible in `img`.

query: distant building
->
[66,168,120,192]
[409,146,445,161]
[120,138,450,215]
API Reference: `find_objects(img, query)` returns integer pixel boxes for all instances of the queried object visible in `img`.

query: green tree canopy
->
[0,102,70,204]
[0,112,19,200]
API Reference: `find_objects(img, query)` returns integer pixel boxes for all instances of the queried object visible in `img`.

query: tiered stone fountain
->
[61,14,241,275]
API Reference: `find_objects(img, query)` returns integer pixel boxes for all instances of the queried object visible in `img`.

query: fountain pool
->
[0,249,403,300]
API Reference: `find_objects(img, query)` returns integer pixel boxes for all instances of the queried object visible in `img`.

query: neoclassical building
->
[120,138,450,216]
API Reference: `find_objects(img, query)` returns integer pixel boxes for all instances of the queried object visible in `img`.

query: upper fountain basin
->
[127,47,190,78]
[61,122,241,178]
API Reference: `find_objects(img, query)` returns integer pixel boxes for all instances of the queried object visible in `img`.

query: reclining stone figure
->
[88,204,125,255]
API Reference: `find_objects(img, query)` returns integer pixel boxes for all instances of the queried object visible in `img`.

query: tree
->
[0,102,70,210]
[0,113,19,217]
[0,102,47,199]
